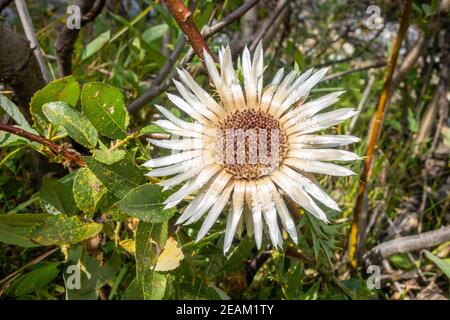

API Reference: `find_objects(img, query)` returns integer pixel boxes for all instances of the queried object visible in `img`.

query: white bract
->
[143,43,360,253]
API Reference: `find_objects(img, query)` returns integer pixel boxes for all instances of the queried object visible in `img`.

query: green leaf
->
[84,156,145,199]
[30,76,80,133]
[14,262,61,296]
[208,284,231,300]
[0,224,39,248]
[30,215,103,246]
[0,94,36,133]
[388,253,416,271]
[63,246,120,300]
[92,148,126,165]
[140,124,168,135]
[135,221,168,300]
[142,271,166,300]
[123,277,143,300]
[116,184,175,223]
[73,168,106,216]
[42,101,98,148]
[0,213,50,248]
[40,176,78,216]
[81,82,129,139]
[424,250,450,279]
[142,24,169,44]
[0,213,50,226]
[407,108,419,133]
[223,237,254,272]
[81,30,111,60]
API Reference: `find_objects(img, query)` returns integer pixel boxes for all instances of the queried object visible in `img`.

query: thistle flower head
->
[143,43,360,253]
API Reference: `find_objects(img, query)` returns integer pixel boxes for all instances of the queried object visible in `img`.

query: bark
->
[0,26,45,118]
[55,0,105,76]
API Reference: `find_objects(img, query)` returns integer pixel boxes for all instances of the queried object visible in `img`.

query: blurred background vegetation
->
[0,0,449,300]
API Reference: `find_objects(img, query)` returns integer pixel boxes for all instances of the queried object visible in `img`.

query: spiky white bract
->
[144,43,360,254]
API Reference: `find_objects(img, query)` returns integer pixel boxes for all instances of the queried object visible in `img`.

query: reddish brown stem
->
[348,0,413,269]
[163,0,216,65]
[0,123,85,167]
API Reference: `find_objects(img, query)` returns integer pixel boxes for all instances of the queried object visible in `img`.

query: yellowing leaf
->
[154,237,184,272]
[119,239,136,256]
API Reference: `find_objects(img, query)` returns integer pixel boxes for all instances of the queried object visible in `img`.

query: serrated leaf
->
[81,30,111,60]
[73,168,106,216]
[84,156,145,199]
[40,176,78,216]
[30,76,80,133]
[92,148,126,165]
[30,215,103,246]
[42,101,98,148]
[116,184,175,223]
[81,82,129,139]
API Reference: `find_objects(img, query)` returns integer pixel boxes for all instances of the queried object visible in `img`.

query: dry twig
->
[364,225,450,266]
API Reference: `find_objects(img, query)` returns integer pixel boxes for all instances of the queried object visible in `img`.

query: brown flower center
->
[216,109,287,180]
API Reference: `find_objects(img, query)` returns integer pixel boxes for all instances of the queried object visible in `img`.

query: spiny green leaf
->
[42,101,98,148]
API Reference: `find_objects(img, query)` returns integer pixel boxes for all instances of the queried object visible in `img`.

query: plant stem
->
[348,0,413,269]
[0,123,85,167]
[163,0,215,66]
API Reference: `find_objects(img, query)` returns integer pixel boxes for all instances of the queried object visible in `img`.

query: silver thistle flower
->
[143,43,360,253]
